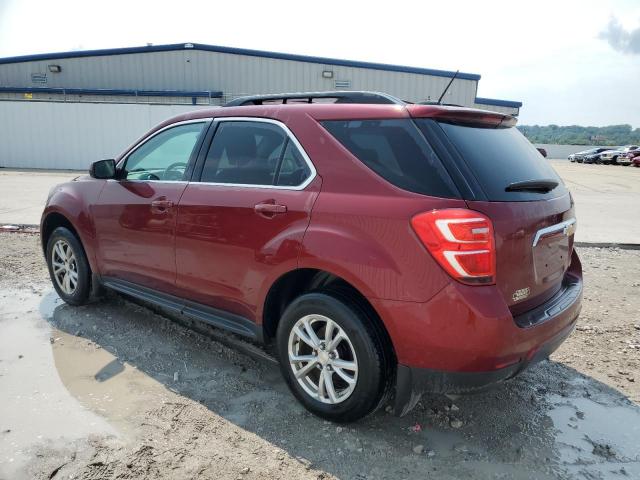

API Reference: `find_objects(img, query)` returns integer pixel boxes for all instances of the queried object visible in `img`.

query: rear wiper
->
[505,179,559,193]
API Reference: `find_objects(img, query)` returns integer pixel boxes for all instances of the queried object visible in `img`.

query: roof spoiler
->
[407,104,517,128]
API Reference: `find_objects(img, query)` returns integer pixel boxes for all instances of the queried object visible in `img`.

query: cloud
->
[599,17,640,55]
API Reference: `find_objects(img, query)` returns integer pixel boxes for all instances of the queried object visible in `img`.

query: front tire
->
[46,227,91,305]
[276,291,389,423]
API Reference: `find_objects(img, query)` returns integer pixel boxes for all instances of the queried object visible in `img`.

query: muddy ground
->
[0,232,639,480]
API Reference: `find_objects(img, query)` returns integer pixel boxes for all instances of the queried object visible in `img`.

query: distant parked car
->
[615,146,640,166]
[573,148,609,163]
[599,149,623,165]
[536,147,548,158]
[581,148,611,164]
[601,146,638,165]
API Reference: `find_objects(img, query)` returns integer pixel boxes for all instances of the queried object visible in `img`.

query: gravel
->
[1,232,639,480]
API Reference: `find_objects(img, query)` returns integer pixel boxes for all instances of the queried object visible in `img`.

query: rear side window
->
[276,141,312,187]
[200,121,313,188]
[419,120,567,201]
[201,121,286,185]
[322,119,460,198]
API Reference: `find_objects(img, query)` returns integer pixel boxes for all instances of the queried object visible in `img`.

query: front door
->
[175,119,320,321]
[93,120,209,293]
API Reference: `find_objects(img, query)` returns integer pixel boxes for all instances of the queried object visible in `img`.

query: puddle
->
[548,394,640,477]
[49,327,174,434]
[0,290,116,478]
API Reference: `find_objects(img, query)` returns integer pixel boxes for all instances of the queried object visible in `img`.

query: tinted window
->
[322,119,459,198]
[125,122,205,181]
[420,120,567,201]
[275,141,312,186]
[201,121,286,185]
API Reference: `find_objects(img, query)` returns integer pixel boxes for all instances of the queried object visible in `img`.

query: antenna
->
[437,70,459,105]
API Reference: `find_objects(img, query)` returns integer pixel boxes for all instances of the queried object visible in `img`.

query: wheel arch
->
[41,211,96,276]
[262,268,397,364]
[41,211,80,254]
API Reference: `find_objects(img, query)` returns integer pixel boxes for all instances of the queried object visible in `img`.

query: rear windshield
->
[322,119,460,198]
[418,120,567,201]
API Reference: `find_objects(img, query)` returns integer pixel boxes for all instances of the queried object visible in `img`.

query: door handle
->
[151,199,174,212]
[254,202,287,216]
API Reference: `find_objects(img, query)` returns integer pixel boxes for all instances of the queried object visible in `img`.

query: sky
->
[1,0,639,127]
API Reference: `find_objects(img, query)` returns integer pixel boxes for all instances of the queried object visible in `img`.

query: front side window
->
[124,122,206,181]
[201,121,312,187]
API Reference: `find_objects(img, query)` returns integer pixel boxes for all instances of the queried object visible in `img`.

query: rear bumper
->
[370,251,583,416]
[392,316,576,415]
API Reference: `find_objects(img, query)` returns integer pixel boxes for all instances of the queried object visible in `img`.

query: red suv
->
[41,91,582,422]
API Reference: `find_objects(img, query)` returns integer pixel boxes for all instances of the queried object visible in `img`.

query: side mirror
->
[536,147,548,158]
[89,159,117,179]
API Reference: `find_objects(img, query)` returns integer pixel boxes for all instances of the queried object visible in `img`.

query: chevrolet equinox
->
[41,91,582,422]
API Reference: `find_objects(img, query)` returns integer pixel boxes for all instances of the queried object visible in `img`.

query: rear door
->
[416,119,575,313]
[175,118,320,321]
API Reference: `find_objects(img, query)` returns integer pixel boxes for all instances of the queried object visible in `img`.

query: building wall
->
[0,46,521,170]
[0,101,213,170]
[0,100,526,171]
[0,50,480,107]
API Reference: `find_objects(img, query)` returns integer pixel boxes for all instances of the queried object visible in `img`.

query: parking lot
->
[550,161,640,244]
[1,160,639,480]
[1,160,639,244]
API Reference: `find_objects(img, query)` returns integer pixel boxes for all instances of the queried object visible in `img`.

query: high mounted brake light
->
[411,209,496,285]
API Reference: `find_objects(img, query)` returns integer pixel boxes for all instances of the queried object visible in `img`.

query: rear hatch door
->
[414,115,575,312]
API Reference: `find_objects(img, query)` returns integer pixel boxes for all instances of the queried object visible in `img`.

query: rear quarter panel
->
[291,110,466,304]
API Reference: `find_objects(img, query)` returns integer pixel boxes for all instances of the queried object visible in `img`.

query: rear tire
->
[46,227,92,305]
[276,291,389,423]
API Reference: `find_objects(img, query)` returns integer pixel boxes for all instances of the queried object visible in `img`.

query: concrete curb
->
[1,223,39,234]
[575,242,640,251]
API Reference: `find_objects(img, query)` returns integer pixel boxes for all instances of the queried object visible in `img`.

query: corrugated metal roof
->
[475,96,522,108]
[0,42,482,81]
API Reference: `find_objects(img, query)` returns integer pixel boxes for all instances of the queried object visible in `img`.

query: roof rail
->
[224,91,405,107]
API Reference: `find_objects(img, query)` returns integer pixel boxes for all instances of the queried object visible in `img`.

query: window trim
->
[115,118,211,183]
[194,117,317,190]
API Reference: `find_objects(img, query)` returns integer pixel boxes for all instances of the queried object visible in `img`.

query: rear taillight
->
[411,209,496,285]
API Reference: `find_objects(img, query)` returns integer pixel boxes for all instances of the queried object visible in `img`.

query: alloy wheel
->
[51,239,78,295]
[287,314,358,404]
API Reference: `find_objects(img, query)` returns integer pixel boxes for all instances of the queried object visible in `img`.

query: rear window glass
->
[322,119,460,198]
[420,120,567,201]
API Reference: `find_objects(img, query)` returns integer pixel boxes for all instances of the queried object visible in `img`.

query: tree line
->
[517,124,640,146]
